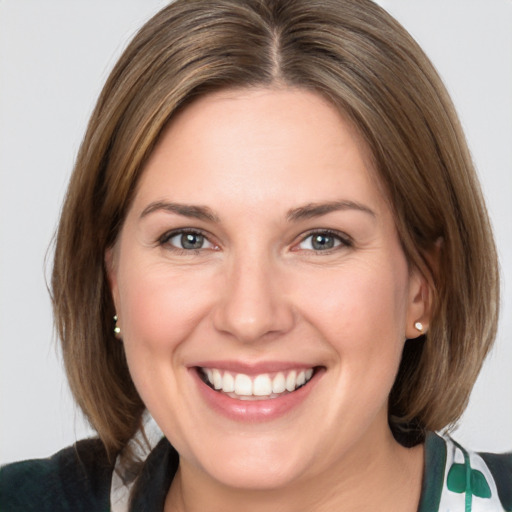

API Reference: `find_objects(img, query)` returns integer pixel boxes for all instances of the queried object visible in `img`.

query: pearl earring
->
[113,315,121,337]
[414,321,424,333]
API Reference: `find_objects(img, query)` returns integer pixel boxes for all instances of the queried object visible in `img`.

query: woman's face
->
[107,88,427,490]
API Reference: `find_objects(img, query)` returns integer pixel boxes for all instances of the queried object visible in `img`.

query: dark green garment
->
[0,438,114,512]
[0,437,178,512]
[1,434,511,511]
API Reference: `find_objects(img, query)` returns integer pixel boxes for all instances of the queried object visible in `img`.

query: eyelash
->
[157,228,352,254]
[157,229,214,255]
[295,229,353,254]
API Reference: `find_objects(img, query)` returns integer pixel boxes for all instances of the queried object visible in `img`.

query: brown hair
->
[52,0,499,458]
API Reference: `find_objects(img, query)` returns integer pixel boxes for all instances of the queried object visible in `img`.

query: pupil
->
[312,234,334,250]
[181,233,203,250]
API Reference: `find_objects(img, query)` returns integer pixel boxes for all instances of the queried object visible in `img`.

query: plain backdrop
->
[1,0,511,464]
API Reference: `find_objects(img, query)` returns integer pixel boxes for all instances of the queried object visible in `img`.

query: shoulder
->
[422,432,512,512]
[0,438,114,512]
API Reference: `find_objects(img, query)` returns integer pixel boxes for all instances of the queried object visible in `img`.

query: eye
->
[296,230,351,252]
[159,230,215,251]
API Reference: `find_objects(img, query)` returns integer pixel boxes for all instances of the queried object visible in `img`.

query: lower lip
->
[191,368,322,422]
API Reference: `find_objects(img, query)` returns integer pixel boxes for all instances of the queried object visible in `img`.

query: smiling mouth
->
[197,367,318,400]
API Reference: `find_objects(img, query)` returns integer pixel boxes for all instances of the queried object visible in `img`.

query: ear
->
[105,246,120,313]
[405,238,441,339]
[405,267,432,339]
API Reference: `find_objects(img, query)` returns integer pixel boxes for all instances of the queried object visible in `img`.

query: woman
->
[1,0,510,510]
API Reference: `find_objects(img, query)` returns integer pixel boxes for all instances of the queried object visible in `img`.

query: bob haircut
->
[52,0,499,458]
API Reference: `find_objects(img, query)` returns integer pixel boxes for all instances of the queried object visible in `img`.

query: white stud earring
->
[414,321,424,333]
[113,315,121,337]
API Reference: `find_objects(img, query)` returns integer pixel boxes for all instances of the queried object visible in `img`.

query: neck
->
[164,428,424,512]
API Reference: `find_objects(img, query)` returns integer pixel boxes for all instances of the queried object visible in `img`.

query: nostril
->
[212,297,296,344]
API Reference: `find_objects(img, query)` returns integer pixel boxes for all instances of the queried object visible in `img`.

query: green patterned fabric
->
[418,434,512,511]
[1,433,510,511]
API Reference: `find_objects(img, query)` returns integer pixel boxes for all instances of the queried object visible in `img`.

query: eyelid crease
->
[155,228,221,259]
[155,228,353,256]
[159,227,199,241]
[157,227,214,247]
[293,228,354,253]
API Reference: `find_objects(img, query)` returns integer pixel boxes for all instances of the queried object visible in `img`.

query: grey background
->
[1,0,511,464]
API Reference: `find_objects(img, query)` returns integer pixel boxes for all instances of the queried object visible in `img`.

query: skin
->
[107,88,429,511]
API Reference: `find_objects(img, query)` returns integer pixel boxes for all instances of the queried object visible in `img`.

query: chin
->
[203,454,307,491]
[185,431,316,490]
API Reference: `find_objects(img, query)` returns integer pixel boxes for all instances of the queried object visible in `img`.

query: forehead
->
[132,87,387,218]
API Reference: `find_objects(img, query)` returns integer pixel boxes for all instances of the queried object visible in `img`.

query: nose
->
[212,253,295,343]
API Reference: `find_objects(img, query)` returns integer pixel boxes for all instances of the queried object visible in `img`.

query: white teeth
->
[234,373,252,395]
[285,370,297,392]
[272,373,286,394]
[202,367,315,398]
[212,369,223,390]
[223,372,235,392]
[253,374,272,396]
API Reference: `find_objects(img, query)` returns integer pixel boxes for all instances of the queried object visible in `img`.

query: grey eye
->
[179,233,204,249]
[166,231,213,250]
[312,234,336,250]
[298,232,345,251]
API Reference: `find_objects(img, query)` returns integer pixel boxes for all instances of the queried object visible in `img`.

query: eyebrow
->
[286,200,376,222]
[139,199,375,223]
[140,201,220,223]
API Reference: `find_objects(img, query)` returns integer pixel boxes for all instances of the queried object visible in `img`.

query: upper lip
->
[190,360,320,375]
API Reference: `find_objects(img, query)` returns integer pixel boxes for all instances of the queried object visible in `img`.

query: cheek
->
[117,262,215,357]
[292,258,410,373]
[300,261,407,329]
[115,262,220,419]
